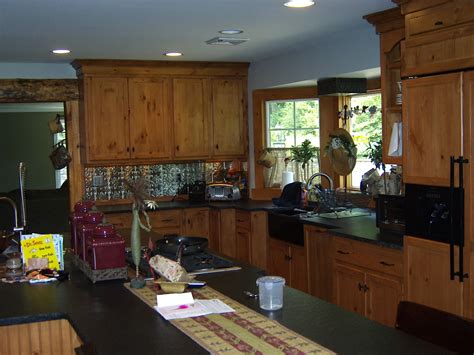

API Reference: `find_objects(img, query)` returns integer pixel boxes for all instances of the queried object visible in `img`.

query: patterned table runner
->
[124,282,335,354]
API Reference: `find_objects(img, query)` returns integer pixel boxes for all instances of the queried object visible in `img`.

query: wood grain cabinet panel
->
[268,238,308,293]
[0,319,82,355]
[403,73,462,186]
[128,77,171,159]
[334,263,366,317]
[183,208,209,238]
[366,273,402,327]
[404,236,465,317]
[211,78,246,158]
[173,78,210,159]
[84,76,129,162]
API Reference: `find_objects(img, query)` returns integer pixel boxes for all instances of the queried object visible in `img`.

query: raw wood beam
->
[0,79,78,102]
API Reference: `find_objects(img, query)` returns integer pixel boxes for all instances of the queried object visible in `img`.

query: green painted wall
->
[0,111,63,192]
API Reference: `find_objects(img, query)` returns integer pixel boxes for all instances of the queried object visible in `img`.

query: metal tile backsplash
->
[84,161,247,200]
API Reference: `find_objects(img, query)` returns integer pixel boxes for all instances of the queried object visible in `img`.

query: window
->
[264,99,320,187]
[348,93,382,189]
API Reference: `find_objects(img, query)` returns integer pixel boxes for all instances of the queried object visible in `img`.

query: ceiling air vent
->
[206,37,249,46]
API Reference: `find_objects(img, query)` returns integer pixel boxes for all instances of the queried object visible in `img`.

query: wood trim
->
[0,79,78,102]
[65,100,83,210]
[319,96,340,189]
[72,60,249,77]
[364,7,405,34]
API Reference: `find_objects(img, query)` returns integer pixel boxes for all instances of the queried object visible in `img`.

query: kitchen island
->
[0,257,451,354]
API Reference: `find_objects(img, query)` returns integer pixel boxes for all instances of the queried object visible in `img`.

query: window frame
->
[252,86,318,200]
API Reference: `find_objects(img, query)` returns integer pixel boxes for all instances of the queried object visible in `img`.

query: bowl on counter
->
[154,279,188,293]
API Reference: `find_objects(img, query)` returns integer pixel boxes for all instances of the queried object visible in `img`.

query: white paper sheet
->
[155,292,235,320]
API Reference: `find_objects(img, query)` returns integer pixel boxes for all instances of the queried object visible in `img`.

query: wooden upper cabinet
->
[403,73,462,186]
[364,7,404,165]
[173,78,211,159]
[85,76,130,162]
[211,78,246,157]
[402,1,474,76]
[128,77,171,159]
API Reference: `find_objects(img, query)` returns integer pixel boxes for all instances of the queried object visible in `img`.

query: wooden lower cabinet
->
[334,263,366,317]
[334,261,402,327]
[404,236,465,317]
[268,238,308,293]
[182,208,209,238]
[235,228,250,263]
[332,237,403,327]
[366,272,403,326]
[305,226,333,302]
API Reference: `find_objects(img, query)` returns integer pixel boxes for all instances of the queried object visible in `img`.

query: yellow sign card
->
[21,234,60,270]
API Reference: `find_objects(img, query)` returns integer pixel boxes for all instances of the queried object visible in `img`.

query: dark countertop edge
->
[98,201,403,250]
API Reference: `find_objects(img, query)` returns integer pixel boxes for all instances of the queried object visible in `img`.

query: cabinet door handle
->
[215,144,219,150]
[358,282,364,291]
[132,147,135,153]
[363,284,369,292]
[379,261,395,267]
[176,145,180,151]
[337,250,350,255]
[284,254,292,261]
[126,147,130,152]
[161,219,173,222]
[434,20,443,26]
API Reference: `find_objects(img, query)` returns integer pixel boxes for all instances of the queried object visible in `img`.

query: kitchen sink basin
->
[267,209,306,245]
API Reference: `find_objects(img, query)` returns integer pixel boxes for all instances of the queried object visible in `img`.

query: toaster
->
[206,183,241,201]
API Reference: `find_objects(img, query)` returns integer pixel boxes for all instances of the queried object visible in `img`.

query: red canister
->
[69,200,95,252]
[86,226,126,270]
[76,210,104,260]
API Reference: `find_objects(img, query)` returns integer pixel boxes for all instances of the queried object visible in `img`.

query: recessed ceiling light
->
[51,49,71,54]
[164,52,183,57]
[219,29,244,35]
[284,0,315,8]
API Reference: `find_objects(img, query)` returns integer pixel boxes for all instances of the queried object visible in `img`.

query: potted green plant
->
[290,139,318,181]
[365,135,387,193]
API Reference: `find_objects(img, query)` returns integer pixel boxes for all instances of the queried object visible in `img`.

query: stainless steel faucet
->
[306,172,334,191]
[0,197,23,233]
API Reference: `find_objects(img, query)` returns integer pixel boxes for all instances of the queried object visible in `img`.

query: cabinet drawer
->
[235,210,250,230]
[149,210,182,229]
[406,3,474,38]
[333,237,403,277]
[105,212,132,229]
[402,23,474,76]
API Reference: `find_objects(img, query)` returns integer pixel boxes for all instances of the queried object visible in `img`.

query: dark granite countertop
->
[98,200,403,249]
[0,258,451,355]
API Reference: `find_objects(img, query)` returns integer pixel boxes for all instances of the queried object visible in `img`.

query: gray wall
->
[0,111,62,192]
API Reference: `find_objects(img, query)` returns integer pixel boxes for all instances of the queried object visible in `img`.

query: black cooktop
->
[125,248,236,278]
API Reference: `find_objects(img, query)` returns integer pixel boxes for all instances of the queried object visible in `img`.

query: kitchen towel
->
[388,122,402,157]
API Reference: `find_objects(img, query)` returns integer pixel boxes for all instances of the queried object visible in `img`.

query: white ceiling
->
[0,0,395,64]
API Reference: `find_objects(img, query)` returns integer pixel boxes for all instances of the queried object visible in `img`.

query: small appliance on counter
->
[188,180,206,202]
[375,194,405,234]
[206,183,241,201]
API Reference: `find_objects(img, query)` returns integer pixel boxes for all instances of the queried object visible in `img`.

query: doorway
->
[0,102,70,233]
